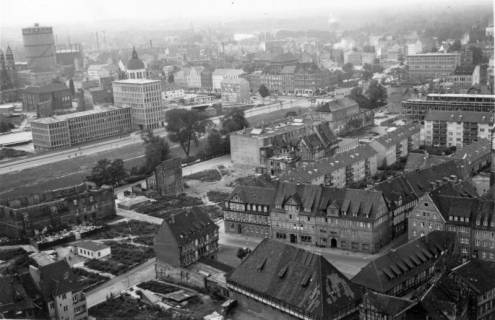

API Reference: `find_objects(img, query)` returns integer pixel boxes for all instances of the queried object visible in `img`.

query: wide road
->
[0,97,310,175]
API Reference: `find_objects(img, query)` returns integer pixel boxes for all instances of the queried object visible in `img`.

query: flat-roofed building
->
[407,53,461,82]
[31,106,131,151]
[423,111,493,147]
[403,94,495,121]
[112,79,164,130]
[369,123,421,168]
[220,78,250,105]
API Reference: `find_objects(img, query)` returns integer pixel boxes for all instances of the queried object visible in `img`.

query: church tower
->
[0,49,5,68]
[5,46,15,71]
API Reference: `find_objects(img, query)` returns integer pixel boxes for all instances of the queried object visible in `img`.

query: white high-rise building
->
[113,79,164,130]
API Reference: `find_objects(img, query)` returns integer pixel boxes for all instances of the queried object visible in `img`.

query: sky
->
[0,0,491,28]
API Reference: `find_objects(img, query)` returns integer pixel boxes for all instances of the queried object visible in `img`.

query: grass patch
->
[184,169,222,182]
[73,268,110,292]
[86,221,159,240]
[206,190,230,203]
[84,242,154,275]
[0,148,31,161]
[135,194,203,215]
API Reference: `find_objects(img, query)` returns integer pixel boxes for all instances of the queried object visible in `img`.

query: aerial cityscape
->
[0,0,494,319]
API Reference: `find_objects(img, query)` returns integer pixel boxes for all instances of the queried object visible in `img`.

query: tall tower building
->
[22,23,57,72]
[0,49,5,67]
[112,79,163,130]
[491,124,495,186]
[5,46,15,71]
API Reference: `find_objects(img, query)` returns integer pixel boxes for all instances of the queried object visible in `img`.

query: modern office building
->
[22,24,57,72]
[402,93,495,121]
[112,79,164,130]
[423,111,493,147]
[406,53,461,82]
[31,106,131,151]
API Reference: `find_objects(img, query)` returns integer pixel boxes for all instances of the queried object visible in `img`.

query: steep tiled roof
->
[279,144,377,183]
[160,207,218,245]
[228,239,362,319]
[375,160,464,208]
[418,274,466,320]
[404,152,448,172]
[452,138,491,164]
[351,231,457,293]
[39,260,83,300]
[431,195,495,228]
[452,259,495,293]
[228,185,276,206]
[273,182,386,220]
[424,111,494,124]
[362,291,415,316]
[313,122,338,148]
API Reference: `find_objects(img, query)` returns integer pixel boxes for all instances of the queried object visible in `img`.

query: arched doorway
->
[330,238,337,248]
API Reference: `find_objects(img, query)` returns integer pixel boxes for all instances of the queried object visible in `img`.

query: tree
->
[362,63,374,81]
[222,108,249,133]
[236,247,252,260]
[342,62,354,79]
[0,117,14,133]
[285,111,297,118]
[69,79,75,96]
[448,39,462,52]
[166,109,211,157]
[87,159,127,186]
[205,129,227,157]
[167,73,174,84]
[258,84,270,99]
[141,130,171,174]
[366,80,388,108]
[349,87,371,109]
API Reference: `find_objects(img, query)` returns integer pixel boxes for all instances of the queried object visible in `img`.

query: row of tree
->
[87,107,251,186]
[349,80,388,109]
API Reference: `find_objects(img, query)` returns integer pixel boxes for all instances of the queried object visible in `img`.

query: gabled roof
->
[273,182,386,220]
[371,123,420,149]
[362,291,414,316]
[157,207,218,245]
[375,160,464,208]
[351,231,457,293]
[452,259,495,293]
[404,152,448,172]
[39,260,83,300]
[432,195,495,227]
[300,133,325,152]
[228,185,276,206]
[452,138,491,164]
[417,274,466,320]
[227,239,362,319]
[279,144,377,184]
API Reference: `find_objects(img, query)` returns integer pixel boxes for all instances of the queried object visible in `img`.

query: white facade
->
[76,244,111,260]
[212,69,245,91]
[113,79,164,130]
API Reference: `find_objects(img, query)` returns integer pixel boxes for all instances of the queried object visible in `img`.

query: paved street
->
[0,97,303,175]
[116,207,163,225]
[85,258,156,308]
